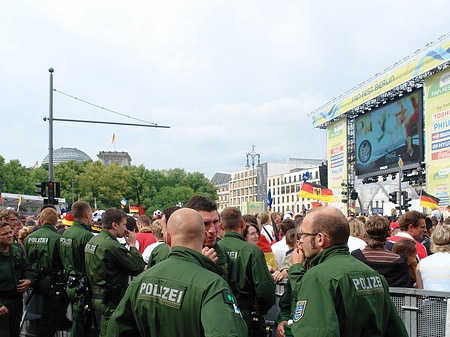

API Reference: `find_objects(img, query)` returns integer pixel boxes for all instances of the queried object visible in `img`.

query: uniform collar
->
[168,246,224,276]
[310,243,349,267]
[42,223,57,232]
[72,219,91,231]
[101,228,116,239]
[224,231,245,241]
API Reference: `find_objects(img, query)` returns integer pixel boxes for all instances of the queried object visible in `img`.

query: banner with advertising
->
[242,201,264,215]
[327,117,347,213]
[425,68,450,209]
[313,39,450,127]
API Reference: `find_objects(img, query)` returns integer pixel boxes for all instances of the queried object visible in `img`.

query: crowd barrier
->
[20,282,450,337]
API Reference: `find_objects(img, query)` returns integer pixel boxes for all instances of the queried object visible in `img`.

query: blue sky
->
[1,0,449,178]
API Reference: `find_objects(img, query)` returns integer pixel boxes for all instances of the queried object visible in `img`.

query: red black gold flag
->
[311,202,323,208]
[129,204,139,213]
[420,191,440,209]
[299,182,333,203]
[137,189,145,215]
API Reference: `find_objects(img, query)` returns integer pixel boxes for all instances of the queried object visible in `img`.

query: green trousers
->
[0,297,22,337]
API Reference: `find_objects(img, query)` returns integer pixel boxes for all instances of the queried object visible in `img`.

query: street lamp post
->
[245,145,260,202]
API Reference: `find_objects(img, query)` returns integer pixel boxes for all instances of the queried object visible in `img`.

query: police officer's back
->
[107,208,247,337]
[218,207,276,335]
[84,208,145,337]
[24,207,71,337]
[60,201,94,337]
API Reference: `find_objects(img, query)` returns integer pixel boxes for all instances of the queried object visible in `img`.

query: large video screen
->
[355,89,423,178]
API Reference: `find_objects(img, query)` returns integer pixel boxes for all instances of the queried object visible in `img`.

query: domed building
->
[42,147,91,165]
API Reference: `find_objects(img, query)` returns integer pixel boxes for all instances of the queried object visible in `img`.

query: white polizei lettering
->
[168,288,178,302]
[177,290,183,303]
[370,277,377,288]
[376,277,382,288]
[146,283,153,295]
[153,284,161,297]
[352,278,360,289]
[161,287,170,300]
[139,283,146,293]
[360,278,366,289]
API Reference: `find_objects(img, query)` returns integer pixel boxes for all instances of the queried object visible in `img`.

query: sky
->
[1,0,449,179]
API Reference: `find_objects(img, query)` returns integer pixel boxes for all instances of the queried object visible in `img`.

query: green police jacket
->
[148,242,169,267]
[60,220,93,277]
[106,246,248,337]
[0,244,33,307]
[290,244,408,337]
[24,223,63,273]
[84,228,145,296]
[218,231,276,324]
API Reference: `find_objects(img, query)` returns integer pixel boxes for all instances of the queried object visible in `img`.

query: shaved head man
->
[166,208,205,252]
[108,209,247,337]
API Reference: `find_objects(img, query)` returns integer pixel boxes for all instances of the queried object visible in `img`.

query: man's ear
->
[317,232,327,247]
[166,232,172,248]
[220,223,224,231]
[240,219,244,229]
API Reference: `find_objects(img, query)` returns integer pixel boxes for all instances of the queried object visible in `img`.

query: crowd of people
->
[0,201,449,337]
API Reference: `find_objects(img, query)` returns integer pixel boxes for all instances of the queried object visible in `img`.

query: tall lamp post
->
[245,145,260,202]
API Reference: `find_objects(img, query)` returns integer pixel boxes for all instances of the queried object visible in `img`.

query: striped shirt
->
[362,246,401,262]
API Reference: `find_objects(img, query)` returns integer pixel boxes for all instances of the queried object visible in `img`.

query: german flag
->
[299,182,333,202]
[129,204,139,213]
[311,202,323,208]
[420,191,440,209]
[350,204,356,214]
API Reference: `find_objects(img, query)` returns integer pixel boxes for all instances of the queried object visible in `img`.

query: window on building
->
[294,175,296,182]
[297,205,299,213]
[281,187,285,194]
[292,195,294,202]
[282,196,284,203]
[278,197,280,204]
[273,179,276,186]
[268,180,271,187]
[315,171,318,179]
[277,178,280,185]
[278,187,280,195]
[289,176,291,183]
[282,206,285,213]
[296,184,300,192]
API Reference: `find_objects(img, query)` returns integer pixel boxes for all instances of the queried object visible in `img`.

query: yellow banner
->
[327,117,347,213]
[314,40,450,127]
[425,68,450,209]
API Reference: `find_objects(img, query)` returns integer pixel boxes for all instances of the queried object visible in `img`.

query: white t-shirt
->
[271,237,288,270]
[142,241,165,264]
[347,236,367,253]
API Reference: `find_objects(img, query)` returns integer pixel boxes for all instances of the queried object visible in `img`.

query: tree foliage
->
[0,155,217,213]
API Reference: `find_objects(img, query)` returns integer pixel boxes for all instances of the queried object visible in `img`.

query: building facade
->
[269,167,321,215]
[97,151,132,167]
[210,172,232,213]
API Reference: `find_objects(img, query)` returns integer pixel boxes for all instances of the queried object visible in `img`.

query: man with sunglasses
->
[283,206,407,337]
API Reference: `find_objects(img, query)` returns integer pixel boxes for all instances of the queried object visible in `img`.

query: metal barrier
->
[389,287,450,337]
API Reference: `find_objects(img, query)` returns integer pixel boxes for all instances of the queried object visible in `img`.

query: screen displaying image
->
[355,89,423,177]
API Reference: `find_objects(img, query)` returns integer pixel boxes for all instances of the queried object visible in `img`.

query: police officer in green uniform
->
[185,196,231,281]
[0,221,33,337]
[1,210,21,248]
[218,207,276,336]
[24,207,72,337]
[60,201,94,337]
[84,208,145,337]
[285,206,407,337]
[107,208,247,337]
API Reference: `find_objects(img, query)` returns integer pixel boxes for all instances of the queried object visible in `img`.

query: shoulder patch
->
[294,300,307,322]
[222,290,242,317]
